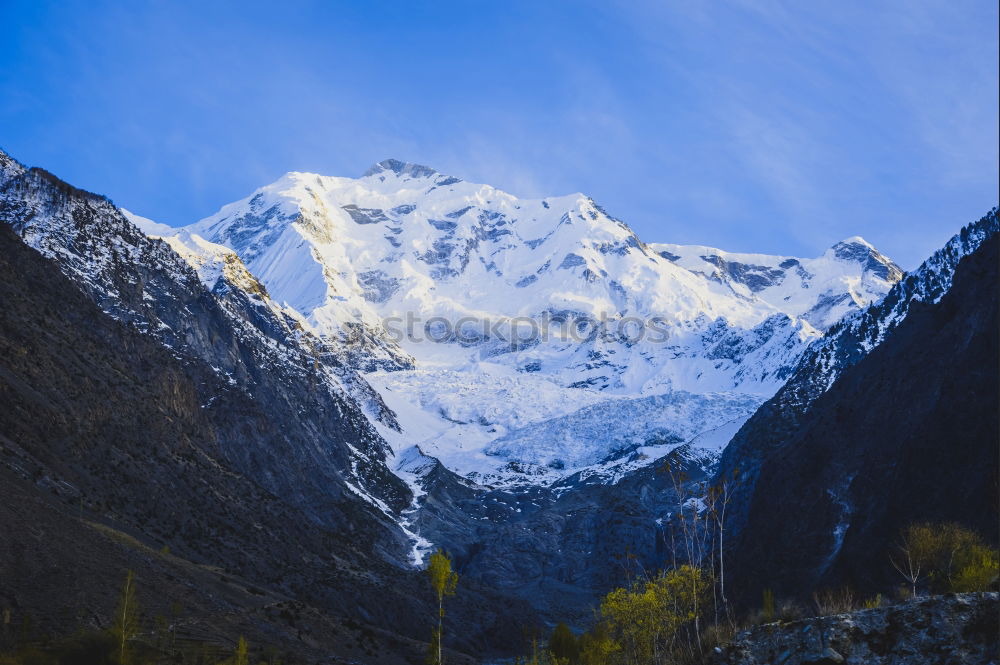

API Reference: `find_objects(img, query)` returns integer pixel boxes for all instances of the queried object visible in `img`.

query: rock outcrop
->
[714,593,998,665]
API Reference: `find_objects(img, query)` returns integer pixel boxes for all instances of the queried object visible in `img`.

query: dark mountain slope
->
[0,148,409,531]
[721,231,998,603]
[717,211,997,547]
[0,221,529,660]
[402,444,716,628]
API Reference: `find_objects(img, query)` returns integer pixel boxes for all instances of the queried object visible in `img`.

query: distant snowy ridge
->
[185,159,899,392]
[782,207,999,408]
[651,237,903,329]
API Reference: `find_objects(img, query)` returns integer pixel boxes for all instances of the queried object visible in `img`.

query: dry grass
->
[812,587,857,615]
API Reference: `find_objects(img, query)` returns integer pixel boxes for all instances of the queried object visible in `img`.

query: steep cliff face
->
[401,444,717,626]
[717,220,999,604]
[713,593,998,665]
[0,149,411,537]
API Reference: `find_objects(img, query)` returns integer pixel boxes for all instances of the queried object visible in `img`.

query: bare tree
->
[890,524,935,597]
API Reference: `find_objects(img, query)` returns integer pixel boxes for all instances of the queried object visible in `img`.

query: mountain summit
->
[362,158,442,179]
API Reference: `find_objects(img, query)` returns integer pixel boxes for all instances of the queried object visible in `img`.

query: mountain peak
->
[834,235,874,248]
[362,159,438,179]
[0,147,27,183]
[828,236,903,284]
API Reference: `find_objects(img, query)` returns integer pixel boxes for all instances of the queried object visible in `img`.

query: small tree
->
[111,570,139,665]
[761,588,775,623]
[234,635,249,665]
[599,564,708,664]
[950,545,999,592]
[426,549,458,665]
[577,622,617,665]
[891,523,999,596]
[548,622,578,664]
[706,469,738,623]
[426,628,442,665]
[890,524,935,597]
[923,523,999,593]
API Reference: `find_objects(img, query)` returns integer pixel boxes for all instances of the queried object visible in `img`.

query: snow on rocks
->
[163,159,904,486]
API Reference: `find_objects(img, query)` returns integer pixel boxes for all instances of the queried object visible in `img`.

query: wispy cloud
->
[2,0,995,266]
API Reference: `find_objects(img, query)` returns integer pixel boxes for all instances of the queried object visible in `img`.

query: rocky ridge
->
[716,212,999,604]
[713,593,998,665]
[0,148,410,531]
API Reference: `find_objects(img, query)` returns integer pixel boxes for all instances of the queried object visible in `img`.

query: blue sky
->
[1,0,996,268]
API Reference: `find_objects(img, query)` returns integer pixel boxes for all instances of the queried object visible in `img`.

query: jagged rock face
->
[0,152,411,528]
[0,218,401,605]
[404,445,718,626]
[713,593,999,665]
[716,214,999,604]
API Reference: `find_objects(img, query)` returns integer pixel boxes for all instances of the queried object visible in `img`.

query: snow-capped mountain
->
[1,146,905,494]
[4,144,994,646]
[172,158,902,485]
